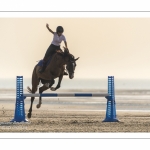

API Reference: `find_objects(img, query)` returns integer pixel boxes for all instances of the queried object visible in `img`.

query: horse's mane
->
[56,50,75,61]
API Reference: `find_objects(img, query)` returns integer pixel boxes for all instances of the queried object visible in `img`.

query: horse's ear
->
[75,57,80,61]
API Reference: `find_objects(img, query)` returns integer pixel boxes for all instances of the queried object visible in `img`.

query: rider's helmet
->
[56,26,64,33]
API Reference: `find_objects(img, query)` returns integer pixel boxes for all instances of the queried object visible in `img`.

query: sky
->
[0,18,150,79]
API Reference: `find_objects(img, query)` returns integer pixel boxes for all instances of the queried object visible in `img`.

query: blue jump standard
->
[10,76,119,122]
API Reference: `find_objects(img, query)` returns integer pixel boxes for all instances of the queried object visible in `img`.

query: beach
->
[1,89,150,132]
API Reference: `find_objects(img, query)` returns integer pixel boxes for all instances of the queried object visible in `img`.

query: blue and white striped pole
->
[23,93,109,97]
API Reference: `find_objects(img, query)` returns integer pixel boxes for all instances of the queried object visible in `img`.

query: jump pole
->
[10,76,119,122]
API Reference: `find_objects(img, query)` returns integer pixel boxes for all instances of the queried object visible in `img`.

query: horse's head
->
[63,47,79,79]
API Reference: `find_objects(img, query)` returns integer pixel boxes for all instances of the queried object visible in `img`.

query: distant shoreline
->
[0,88,150,93]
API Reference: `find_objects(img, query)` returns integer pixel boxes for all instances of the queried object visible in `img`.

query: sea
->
[0,78,150,111]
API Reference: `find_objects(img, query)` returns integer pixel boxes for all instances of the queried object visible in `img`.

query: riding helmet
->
[56,26,64,33]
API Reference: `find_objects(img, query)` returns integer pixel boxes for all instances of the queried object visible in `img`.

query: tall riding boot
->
[39,61,47,73]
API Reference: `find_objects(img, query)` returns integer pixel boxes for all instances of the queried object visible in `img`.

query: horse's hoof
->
[27,113,31,118]
[51,87,56,91]
[36,104,41,109]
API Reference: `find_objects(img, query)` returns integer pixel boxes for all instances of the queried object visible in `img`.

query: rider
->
[39,23,68,75]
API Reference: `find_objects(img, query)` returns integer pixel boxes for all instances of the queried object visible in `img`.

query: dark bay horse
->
[27,47,79,118]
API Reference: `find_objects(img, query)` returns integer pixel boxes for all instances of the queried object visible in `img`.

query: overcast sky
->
[0,18,150,79]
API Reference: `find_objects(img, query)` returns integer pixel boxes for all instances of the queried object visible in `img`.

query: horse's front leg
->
[51,75,63,91]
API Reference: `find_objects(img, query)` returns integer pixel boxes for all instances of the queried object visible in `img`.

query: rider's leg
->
[38,59,47,73]
[39,44,56,73]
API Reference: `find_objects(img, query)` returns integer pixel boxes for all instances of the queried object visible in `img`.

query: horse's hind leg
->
[27,85,38,118]
[27,65,40,118]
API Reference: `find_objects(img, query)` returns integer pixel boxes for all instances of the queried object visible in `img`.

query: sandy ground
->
[1,109,150,132]
[1,90,150,132]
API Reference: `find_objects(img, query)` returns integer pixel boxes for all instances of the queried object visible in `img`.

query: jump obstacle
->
[10,76,119,122]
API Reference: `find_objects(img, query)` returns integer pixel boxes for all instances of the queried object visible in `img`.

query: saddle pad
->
[37,56,53,67]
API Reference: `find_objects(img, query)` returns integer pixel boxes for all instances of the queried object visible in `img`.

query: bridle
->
[66,54,76,74]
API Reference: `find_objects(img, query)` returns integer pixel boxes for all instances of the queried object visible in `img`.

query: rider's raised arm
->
[46,24,54,34]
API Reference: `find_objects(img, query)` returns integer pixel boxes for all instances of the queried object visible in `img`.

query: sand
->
[1,90,150,133]
[1,109,150,132]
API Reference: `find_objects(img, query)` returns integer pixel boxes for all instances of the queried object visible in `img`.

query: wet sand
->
[1,89,150,132]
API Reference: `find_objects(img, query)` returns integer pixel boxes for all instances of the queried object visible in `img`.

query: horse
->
[27,47,79,118]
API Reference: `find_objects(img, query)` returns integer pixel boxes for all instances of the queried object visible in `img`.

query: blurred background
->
[0,18,150,89]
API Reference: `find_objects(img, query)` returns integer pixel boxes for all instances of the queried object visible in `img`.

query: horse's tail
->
[27,86,32,93]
